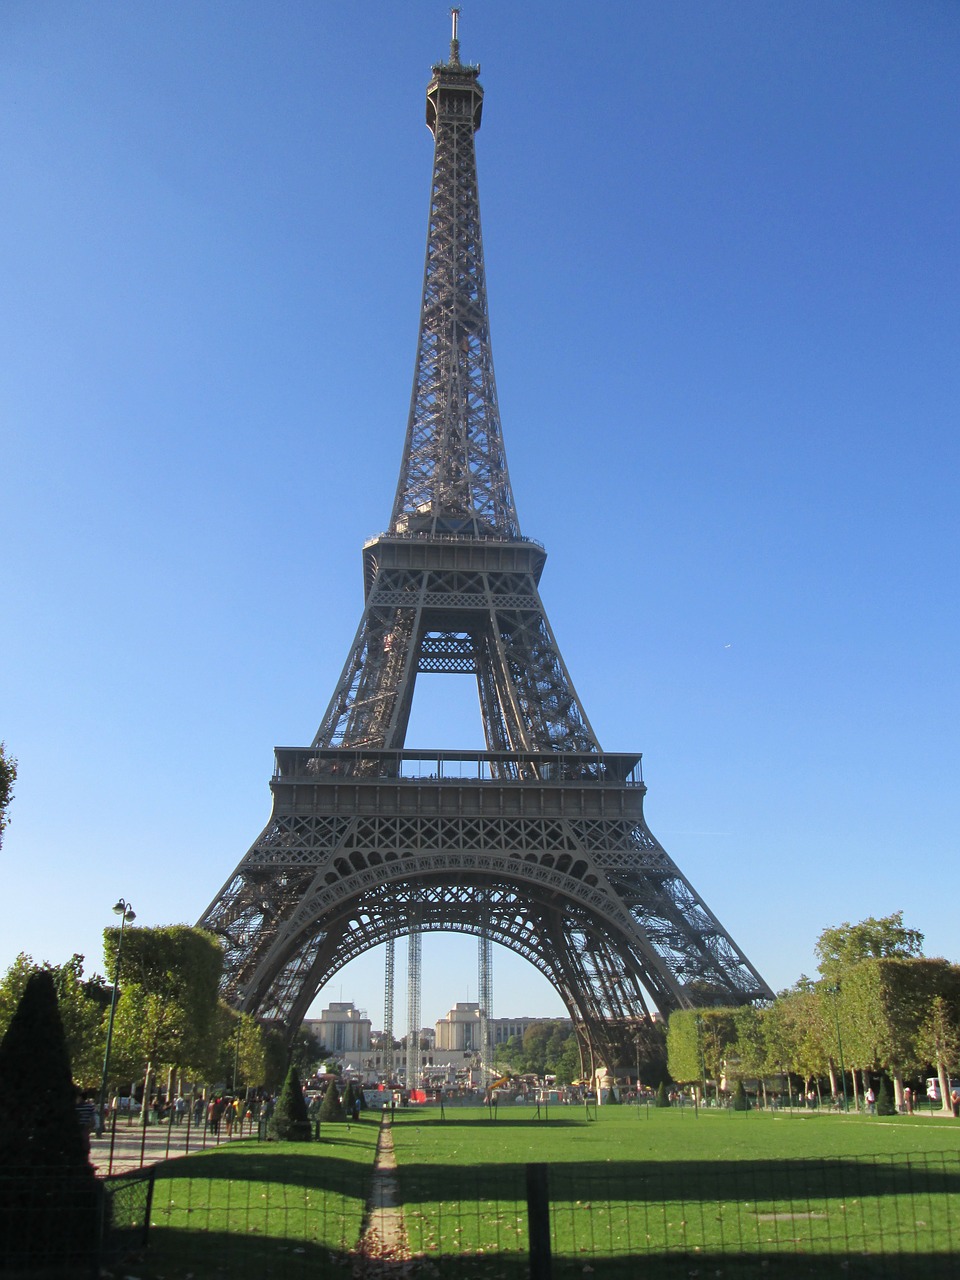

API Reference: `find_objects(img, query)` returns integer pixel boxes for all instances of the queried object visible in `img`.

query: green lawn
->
[391,1106,960,1277]
[136,1105,960,1279]
[390,1099,960,1165]
[140,1123,377,1279]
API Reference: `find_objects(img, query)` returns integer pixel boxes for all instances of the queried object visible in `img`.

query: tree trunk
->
[937,1059,951,1114]
[141,1061,154,1126]
[892,1070,904,1112]
[828,1061,838,1098]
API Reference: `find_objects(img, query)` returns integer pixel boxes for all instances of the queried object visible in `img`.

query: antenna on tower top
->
[450,7,461,65]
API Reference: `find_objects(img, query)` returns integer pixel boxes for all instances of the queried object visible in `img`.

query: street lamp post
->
[232,991,245,1095]
[96,898,136,1136]
[695,1013,706,1117]
[829,984,848,1112]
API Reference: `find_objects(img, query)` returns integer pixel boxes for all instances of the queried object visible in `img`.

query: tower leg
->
[383,938,395,1081]
[406,930,421,1094]
[478,932,493,1078]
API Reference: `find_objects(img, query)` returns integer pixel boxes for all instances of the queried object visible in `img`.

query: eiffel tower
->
[199,15,773,1070]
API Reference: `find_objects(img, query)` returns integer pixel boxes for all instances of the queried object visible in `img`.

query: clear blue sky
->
[2,2,958,1032]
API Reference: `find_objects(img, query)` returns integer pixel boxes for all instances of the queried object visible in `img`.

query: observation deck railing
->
[273,747,643,787]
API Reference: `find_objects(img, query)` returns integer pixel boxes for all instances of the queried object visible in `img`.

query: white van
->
[924,1077,960,1103]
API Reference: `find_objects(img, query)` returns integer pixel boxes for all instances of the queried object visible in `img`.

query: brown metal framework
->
[199,19,772,1070]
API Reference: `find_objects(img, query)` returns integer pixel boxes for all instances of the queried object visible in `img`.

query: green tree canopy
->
[0,742,16,850]
[106,925,223,1084]
[815,911,924,985]
[0,953,107,1088]
[290,1028,324,1078]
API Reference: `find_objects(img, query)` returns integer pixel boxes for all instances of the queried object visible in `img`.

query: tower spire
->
[449,7,461,66]
[392,22,515,539]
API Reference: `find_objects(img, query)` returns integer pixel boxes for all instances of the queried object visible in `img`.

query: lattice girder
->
[200,748,771,1040]
[391,54,518,539]
[313,538,598,753]
[198,29,774,1067]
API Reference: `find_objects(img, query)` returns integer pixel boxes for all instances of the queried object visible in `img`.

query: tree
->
[0,953,107,1088]
[319,1079,345,1122]
[494,1033,521,1071]
[0,741,16,850]
[916,994,960,1113]
[261,1028,290,1091]
[832,958,960,1109]
[105,926,223,1097]
[290,1028,324,1078]
[666,1010,701,1086]
[0,971,101,1268]
[815,912,924,985]
[341,1079,358,1116]
[667,1008,738,1097]
[0,971,90,1168]
[733,1006,767,1086]
[876,1076,895,1116]
[555,1034,581,1085]
[521,1022,555,1077]
[272,1064,311,1141]
[235,1011,267,1089]
[214,1006,267,1092]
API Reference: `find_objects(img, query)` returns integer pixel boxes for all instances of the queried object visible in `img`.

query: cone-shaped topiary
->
[732,1080,750,1111]
[655,1081,671,1108]
[340,1079,354,1112]
[343,1079,365,1117]
[271,1064,312,1141]
[0,970,101,1269]
[319,1080,345,1122]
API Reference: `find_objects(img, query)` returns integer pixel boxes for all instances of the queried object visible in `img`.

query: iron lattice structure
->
[199,20,773,1070]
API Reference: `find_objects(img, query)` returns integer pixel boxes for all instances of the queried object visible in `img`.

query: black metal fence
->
[4,1152,959,1278]
[0,1166,154,1278]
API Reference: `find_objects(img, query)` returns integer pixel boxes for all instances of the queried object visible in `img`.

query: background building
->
[303,1001,371,1069]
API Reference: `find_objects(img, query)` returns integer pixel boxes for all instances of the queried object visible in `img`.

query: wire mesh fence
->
[544,1151,960,1278]
[145,1159,369,1279]
[0,1166,154,1278]
[393,1151,960,1278]
[3,1150,958,1278]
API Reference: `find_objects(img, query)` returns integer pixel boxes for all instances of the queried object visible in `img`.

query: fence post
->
[526,1162,552,1280]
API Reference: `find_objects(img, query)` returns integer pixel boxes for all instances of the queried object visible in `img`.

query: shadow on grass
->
[395,1114,583,1129]
[139,1232,960,1280]
[137,1227,353,1279]
[152,1142,374,1193]
[393,1153,960,1206]
[547,1253,960,1279]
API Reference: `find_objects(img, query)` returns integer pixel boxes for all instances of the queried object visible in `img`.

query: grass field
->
[391,1106,960,1277]
[142,1123,377,1278]
[139,1105,960,1279]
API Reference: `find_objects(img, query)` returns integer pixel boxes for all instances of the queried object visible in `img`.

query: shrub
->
[732,1080,750,1111]
[655,1082,671,1108]
[271,1065,312,1141]
[319,1080,345,1122]
[0,971,101,1268]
